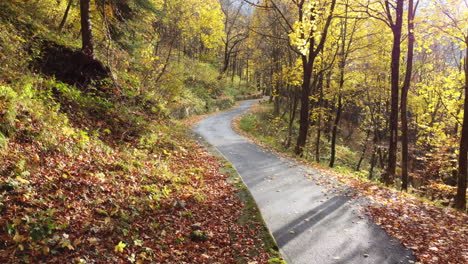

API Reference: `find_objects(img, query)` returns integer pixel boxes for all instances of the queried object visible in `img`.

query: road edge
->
[189,130,286,264]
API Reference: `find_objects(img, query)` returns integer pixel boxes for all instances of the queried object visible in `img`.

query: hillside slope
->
[0,1,278,263]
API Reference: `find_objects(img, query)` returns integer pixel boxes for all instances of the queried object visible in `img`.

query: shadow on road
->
[273,196,348,247]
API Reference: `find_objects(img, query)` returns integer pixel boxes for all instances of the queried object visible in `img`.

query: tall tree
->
[245,0,337,156]
[362,0,404,183]
[456,40,468,210]
[386,0,404,184]
[80,0,94,59]
[330,0,359,167]
[290,0,337,156]
[400,0,418,191]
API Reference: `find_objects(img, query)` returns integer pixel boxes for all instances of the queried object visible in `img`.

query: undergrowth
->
[239,102,370,172]
[238,101,464,208]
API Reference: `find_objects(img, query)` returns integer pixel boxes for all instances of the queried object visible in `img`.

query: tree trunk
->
[80,0,94,59]
[59,0,73,32]
[295,56,313,155]
[221,41,230,74]
[154,38,176,85]
[329,4,348,168]
[294,0,336,156]
[379,147,386,169]
[385,0,404,184]
[329,94,342,167]
[231,54,237,82]
[326,102,333,143]
[285,89,298,149]
[401,0,416,191]
[369,146,377,179]
[246,57,249,83]
[356,129,371,171]
[454,44,468,211]
[315,117,321,163]
[315,75,325,163]
[274,91,280,115]
[272,42,280,116]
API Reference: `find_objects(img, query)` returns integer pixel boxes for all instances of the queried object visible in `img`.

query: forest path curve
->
[193,100,414,264]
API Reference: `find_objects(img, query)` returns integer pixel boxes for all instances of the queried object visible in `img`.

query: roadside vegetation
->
[237,101,467,264]
[245,0,467,212]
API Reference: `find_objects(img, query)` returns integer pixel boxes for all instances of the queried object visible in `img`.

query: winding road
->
[194,100,414,264]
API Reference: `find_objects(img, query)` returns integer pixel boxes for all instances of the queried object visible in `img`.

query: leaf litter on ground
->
[0,125,275,263]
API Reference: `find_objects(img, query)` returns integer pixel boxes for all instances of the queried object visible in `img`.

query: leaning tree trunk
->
[401,0,416,191]
[454,45,468,211]
[385,0,404,184]
[59,0,74,32]
[80,0,94,59]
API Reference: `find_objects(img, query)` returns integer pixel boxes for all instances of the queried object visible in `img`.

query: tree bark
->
[385,0,404,184]
[454,44,468,211]
[221,42,230,74]
[295,56,313,155]
[80,0,94,59]
[401,0,416,191]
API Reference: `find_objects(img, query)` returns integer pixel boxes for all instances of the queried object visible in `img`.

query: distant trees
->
[329,0,359,168]
[245,0,337,156]
[220,0,250,75]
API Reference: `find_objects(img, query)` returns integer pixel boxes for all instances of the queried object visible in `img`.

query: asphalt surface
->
[193,100,414,264]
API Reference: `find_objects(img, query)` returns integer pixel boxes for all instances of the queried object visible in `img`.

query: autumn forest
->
[0,0,467,263]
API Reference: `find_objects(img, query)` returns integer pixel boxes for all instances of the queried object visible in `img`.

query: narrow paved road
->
[194,100,414,264]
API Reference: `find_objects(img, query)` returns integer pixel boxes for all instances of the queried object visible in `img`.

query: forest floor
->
[0,100,283,263]
[195,100,467,264]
